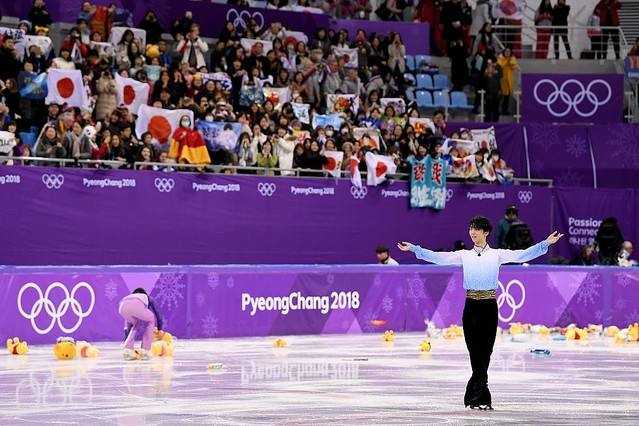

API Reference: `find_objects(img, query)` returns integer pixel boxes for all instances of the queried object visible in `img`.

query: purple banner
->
[552,187,637,261]
[522,74,624,124]
[331,18,430,55]
[1,265,637,344]
[0,165,552,266]
[0,0,330,40]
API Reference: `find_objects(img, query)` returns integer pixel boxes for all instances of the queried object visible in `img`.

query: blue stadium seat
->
[405,55,416,71]
[433,74,450,90]
[416,73,433,90]
[415,90,433,108]
[405,88,416,103]
[403,73,416,86]
[415,54,431,68]
[450,91,472,109]
[433,91,450,107]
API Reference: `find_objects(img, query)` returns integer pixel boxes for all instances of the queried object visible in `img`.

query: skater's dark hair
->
[469,216,492,234]
[375,245,390,254]
[132,287,148,295]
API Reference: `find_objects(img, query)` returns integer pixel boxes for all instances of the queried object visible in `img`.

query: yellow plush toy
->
[419,340,431,352]
[443,325,463,339]
[155,330,174,344]
[6,337,28,355]
[565,327,588,340]
[53,337,77,360]
[627,323,639,342]
[383,330,395,342]
[509,323,525,335]
[76,341,99,358]
[273,338,288,348]
[605,325,620,337]
[151,340,174,357]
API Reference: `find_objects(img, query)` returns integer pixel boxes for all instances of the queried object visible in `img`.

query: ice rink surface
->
[1,332,638,425]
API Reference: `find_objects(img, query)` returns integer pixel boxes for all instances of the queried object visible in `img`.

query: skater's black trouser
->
[462,297,498,406]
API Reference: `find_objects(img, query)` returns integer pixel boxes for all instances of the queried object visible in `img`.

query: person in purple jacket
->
[119,288,163,360]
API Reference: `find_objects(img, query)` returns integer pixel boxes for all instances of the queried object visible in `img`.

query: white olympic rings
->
[350,185,368,200]
[258,182,276,197]
[497,279,525,323]
[518,190,533,204]
[41,174,64,190]
[17,282,95,335]
[226,9,265,31]
[533,78,612,118]
[154,177,175,193]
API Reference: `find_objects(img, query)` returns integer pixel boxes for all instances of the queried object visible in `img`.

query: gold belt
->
[466,289,496,300]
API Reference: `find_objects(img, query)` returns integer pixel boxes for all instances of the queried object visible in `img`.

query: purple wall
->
[1,165,638,265]
[2,265,637,344]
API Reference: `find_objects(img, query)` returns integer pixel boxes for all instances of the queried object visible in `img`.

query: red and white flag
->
[365,152,397,186]
[45,69,88,107]
[348,155,362,188]
[134,105,194,145]
[323,150,344,178]
[115,72,149,114]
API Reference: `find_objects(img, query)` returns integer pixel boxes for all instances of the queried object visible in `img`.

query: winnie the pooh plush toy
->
[53,337,77,360]
[273,338,288,348]
[150,330,175,357]
[76,341,99,358]
[6,337,28,355]
[382,330,395,342]
[627,323,639,342]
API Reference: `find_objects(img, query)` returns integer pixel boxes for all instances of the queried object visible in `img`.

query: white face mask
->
[326,130,334,137]
[205,115,214,122]
[180,119,191,127]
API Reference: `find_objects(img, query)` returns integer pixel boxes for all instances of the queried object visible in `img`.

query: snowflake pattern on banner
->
[394,286,404,299]
[201,313,219,337]
[556,171,584,187]
[606,126,639,169]
[326,273,334,284]
[153,273,186,310]
[196,292,205,307]
[104,280,118,301]
[576,273,602,306]
[361,310,377,332]
[207,273,219,292]
[625,309,639,325]
[406,275,426,302]
[381,295,393,313]
[557,308,577,326]
[615,273,632,288]
[565,135,587,158]
[554,304,566,319]
[615,299,627,311]
[373,275,382,287]
[528,123,560,152]
[226,277,235,288]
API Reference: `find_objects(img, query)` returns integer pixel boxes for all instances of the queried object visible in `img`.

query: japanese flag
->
[323,151,344,178]
[365,152,397,186]
[45,69,88,107]
[348,155,362,188]
[115,73,149,114]
[135,105,194,145]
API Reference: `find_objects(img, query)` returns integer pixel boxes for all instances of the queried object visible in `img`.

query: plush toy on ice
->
[382,330,395,342]
[76,341,100,358]
[53,337,77,360]
[6,337,28,355]
[119,287,163,361]
[151,330,175,357]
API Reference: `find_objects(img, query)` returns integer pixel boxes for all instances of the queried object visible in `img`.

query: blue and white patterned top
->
[408,240,550,290]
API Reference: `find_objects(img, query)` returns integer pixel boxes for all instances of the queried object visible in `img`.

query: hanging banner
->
[522,74,623,123]
[409,156,448,210]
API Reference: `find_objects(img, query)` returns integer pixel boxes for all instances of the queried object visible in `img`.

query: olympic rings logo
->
[41,174,64,190]
[445,188,454,202]
[497,279,525,323]
[533,79,612,118]
[17,282,95,335]
[154,177,175,193]
[258,182,276,197]
[350,185,368,200]
[518,190,533,204]
[226,9,265,31]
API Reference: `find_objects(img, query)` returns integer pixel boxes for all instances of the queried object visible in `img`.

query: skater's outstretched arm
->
[397,242,462,265]
[498,231,563,264]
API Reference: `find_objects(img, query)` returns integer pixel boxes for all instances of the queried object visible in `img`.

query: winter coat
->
[95,76,117,121]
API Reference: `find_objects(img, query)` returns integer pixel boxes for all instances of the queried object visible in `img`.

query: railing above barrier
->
[0,156,553,187]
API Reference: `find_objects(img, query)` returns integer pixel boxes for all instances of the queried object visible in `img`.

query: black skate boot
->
[468,382,493,410]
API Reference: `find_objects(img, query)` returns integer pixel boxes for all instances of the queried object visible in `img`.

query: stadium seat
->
[416,74,433,90]
[450,91,472,109]
[415,90,433,108]
[433,91,450,107]
[415,54,431,68]
[405,88,416,103]
[405,55,415,71]
[403,73,416,86]
[433,74,450,90]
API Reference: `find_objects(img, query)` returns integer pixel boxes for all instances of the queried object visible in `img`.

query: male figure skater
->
[397,216,563,410]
